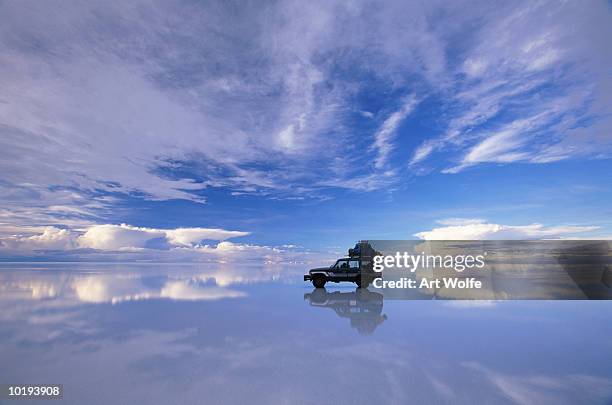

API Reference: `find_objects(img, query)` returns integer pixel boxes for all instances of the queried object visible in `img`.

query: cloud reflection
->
[0,267,254,306]
[71,276,246,304]
[0,264,611,404]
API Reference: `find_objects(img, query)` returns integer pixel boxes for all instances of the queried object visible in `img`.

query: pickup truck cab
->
[304,241,382,288]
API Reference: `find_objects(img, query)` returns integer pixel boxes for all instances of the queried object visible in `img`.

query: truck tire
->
[313,275,326,288]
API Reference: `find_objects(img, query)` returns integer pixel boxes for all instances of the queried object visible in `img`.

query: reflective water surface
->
[1,263,611,404]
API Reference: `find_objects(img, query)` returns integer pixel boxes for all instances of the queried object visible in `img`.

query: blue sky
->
[0,0,611,261]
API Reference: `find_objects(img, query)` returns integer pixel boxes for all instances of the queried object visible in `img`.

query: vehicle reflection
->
[304,288,387,335]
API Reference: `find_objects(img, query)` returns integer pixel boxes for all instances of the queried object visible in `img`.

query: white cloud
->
[409,1,612,171]
[316,169,397,192]
[462,58,488,77]
[77,224,251,250]
[0,223,332,265]
[415,221,599,240]
[163,228,249,247]
[0,227,76,252]
[277,124,297,151]
[0,223,250,252]
[409,141,435,166]
[442,96,593,173]
[360,111,375,119]
[410,78,545,167]
[462,120,535,163]
[443,117,541,173]
[78,224,165,250]
[372,95,419,169]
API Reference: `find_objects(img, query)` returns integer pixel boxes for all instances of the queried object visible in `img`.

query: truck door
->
[332,259,350,281]
[348,258,360,280]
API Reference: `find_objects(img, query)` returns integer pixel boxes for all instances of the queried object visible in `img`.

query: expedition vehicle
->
[304,241,382,288]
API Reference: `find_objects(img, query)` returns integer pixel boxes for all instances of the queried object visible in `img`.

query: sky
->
[0,0,611,262]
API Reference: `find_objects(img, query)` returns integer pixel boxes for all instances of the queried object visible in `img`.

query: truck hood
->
[309,267,330,274]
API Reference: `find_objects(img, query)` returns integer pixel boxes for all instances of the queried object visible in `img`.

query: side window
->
[340,260,349,269]
[349,260,359,269]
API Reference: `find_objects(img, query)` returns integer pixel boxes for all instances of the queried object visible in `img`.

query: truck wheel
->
[313,276,326,288]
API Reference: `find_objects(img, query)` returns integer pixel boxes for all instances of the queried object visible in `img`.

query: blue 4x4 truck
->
[304,241,383,288]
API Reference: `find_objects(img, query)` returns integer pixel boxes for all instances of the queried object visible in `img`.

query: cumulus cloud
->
[0,223,328,265]
[0,223,250,253]
[415,220,599,240]
[78,225,165,250]
[165,228,249,247]
[0,227,77,252]
[77,224,249,250]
